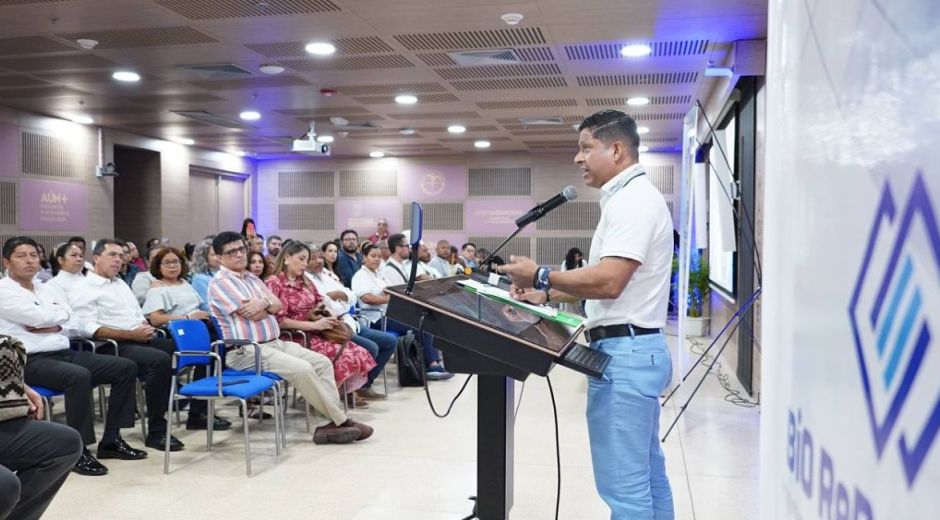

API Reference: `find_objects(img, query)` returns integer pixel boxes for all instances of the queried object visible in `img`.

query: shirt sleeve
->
[191,274,210,312]
[351,271,371,298]
[131,272,152,305]
[598,193,657,264]
[68,282,103,338]
[207,277,242,317]
[0,284,69,329]
[141,287,172,316]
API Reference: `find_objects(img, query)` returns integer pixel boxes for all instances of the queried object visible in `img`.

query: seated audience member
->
[127,241,147,273]
[35,243,53,283]
[376,240,391,263]
[0,237,143,477]
[427,240,453,278]
[306,246,393,400]
[68,236,95,272]
[145,238,160,252]
[131,246,162,305]
[321,241,342,281]
[207,232,373,444]
[451,245,467,269]
[416,241,439,279]
[368,218,390,244]
[46,242,87,296]
[240,217,257,240]
[247,250,271,281]
[265,242,376,406]
[265,235,282,271]
[116,241,138,287]
[248,234,264,255]
[460,242,478,268]
[69,239,188,451]
[190,238,219,311]
[0,335,82,520]
[337,230,363,288]
[352,242,452,380]
[381,234,432,286]
[560,247,587,314]
[182,243,196,268]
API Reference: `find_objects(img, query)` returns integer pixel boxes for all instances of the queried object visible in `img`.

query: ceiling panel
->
[246,36,394,58]
[0,74,51,88]
[281,55,415,71]
[394,27,546,51]
[0,35,75,56]
[0,53,116,72]
[564,39,709,60]
[55,26,218,49]
[334,82,447,95]
[188,75,310,90]
[155,0,341,20]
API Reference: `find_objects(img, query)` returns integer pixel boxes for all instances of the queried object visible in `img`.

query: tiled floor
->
[44,331,760,519]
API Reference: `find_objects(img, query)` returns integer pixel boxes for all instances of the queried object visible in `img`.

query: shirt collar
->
[218,265,249,279]
[86,271,116,286]
[599,162,646,206]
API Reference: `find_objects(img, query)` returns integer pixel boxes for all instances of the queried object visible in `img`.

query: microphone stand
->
[479,225,527,273]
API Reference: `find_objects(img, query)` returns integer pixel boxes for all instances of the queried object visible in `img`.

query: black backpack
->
[396,331,424,387]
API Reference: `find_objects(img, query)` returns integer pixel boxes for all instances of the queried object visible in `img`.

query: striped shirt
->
[207,266,280,342]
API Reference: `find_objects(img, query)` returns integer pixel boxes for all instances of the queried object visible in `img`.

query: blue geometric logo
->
[849,172,940,487]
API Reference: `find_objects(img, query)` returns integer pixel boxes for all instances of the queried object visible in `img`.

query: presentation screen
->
[708,116,737,296]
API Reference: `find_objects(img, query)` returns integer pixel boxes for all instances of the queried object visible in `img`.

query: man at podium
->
[499,110,675,520]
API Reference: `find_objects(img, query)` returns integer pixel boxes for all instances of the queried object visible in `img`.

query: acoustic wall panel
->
[278,170,334,198]
[537,201,600,231]
[339,169,398,197]
[21,132,89,179]
[536,236,593,266]
[0,181,15,225]
[469,235,531,259]
[468,167,531,196]
[278,203,335,230]
[403,202,463,231]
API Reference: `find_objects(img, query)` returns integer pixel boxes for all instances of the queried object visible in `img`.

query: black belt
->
[586,324,662,343]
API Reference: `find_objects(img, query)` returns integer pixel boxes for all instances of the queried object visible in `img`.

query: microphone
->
[514,186,578,228]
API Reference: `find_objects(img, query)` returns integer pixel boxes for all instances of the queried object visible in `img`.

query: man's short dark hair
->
[2,236,39,260]
[92,238,126,257]
[67,236,86,247]
[340,229,358,240]
[267,235,282,245]
[388,233,407,250]
[213,231,244,255]
[578,109,641,157]
[461,242,476,251]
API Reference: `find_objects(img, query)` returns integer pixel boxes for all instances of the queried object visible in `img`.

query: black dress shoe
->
[239,407,273,420]
[185,414,232,431]
[97,437,148,460]
[72,449,108,476]
[145,432,185,452]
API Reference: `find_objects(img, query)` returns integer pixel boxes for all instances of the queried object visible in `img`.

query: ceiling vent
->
[171,110,254,129]
[328,116,379,130]
[175,63,254,80]
[447,49,522,66]
[518,116,563,125]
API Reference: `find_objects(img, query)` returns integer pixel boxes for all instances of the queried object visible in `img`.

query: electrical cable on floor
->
[416,312,473,419]
[688,338,759,408]
[546,375,561,520]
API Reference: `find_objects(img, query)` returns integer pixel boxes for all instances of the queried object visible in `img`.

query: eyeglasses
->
[161,259,181,266]
[222,246,247,257]
[342,237,358,242]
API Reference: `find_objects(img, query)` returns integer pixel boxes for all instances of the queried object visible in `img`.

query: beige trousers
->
[225,339,347,427]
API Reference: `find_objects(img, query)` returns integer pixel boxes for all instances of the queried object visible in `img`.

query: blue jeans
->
[587,333,674,520]
[353,328,396,388]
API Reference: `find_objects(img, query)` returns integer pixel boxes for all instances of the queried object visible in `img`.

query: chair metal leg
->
[272,389,282,456]
[383,365,389,396]
[164,377,176,475]
[242,400,252,476]
[43,397,52,421]
[97,386,107,420]
[207,399,214,452]
[138,382,148,440]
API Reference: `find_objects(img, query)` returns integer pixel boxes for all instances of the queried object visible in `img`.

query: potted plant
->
[686,257,710,336]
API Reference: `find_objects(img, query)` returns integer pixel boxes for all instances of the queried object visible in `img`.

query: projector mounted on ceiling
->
[292,121,332,156]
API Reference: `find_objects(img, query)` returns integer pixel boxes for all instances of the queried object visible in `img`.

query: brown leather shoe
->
[313,423,361,445]
[344,393,370,408]
[355,388,387,400]
[342,419,374,441]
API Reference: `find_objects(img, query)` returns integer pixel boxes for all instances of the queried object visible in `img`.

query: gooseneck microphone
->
[514,186,578,228]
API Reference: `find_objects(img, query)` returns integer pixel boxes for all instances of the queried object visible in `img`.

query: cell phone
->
[222,379,249,386]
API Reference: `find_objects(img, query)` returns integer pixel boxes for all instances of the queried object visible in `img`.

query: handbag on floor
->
[0,335,30,422]
[396,331,425,387]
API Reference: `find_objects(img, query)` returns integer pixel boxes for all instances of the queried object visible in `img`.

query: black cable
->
[694,98,763,283]
[513,380,526,419]
[546,375,561,520]
[416,312,473,419]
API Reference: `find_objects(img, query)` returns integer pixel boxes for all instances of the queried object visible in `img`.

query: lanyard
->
[601,169,646,207]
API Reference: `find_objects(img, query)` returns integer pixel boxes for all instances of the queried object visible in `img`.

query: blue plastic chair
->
[165,319,282,476]
[30,385,63,421]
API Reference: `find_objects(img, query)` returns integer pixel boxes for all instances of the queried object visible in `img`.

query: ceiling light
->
[394,94,418,105]
[76,38,98,50]
[171,137,195,146]
[305,42,336,56]
[501,13,524,25]
[369,151,385,158]
[637,126,650,134]
[398,128,416,135]
[233,150,247,157]
[70,115,93,125]
[112,71,141,82]
[239,110,261,121]
[474,140,491,149]
[626,97,650,106]
[620,44,652,57]
[258,63,285,75]
[447,124,466,134]
[316,135,334,143]
[638,145,650,153]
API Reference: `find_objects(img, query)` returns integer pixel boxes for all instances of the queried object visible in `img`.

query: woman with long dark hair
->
[240,218,257,239]
[321,241,342,281]
[563,247,586,272]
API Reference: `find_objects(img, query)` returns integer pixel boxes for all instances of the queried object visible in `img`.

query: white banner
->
[762,0,940,518]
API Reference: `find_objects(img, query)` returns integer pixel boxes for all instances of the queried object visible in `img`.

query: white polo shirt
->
[585,163,674,329]
[351,267,389,322]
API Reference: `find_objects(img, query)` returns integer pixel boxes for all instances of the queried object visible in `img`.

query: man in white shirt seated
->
[381,234,434,286]
[69,239,189,452]
[427,240,453,278]
[416,241,439,279]
[0,237,144,477]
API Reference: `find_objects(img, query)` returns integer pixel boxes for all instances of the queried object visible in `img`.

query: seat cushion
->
[179,375,275,400]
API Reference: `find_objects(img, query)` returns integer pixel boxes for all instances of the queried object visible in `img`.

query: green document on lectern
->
[456,279,585,328]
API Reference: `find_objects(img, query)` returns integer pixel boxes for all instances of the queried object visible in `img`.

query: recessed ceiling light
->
[305,42,336,56]
[171,137,195,146]
[501,13,524,25]
[233,150,246,157]
[76,38,98,50]
[627,97,650,106]
[70,115,93,125]
[316,135,334,143]
[239,110,261,121]
[369,151,385,158]
[258,63,285,75]
[447,124,466,134]
[398,128,416,135]
[620,44,652,57]
[394,94,418,105]
[638,145,650,153]
[474,140,491,149]
[112,71,141,82]
[637,126,650,134]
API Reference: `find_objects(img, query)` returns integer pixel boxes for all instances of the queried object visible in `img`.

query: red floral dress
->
[266,273,376,391]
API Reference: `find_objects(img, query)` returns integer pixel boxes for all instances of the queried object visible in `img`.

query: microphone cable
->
[547,374,561,520]
[416,312,473,419]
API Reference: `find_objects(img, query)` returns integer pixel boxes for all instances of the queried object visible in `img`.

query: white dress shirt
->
[70,272,147,337]
[45,270,84,296]
[0,277,73,353]
[305,270,360,333]
[351,267,389,322]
